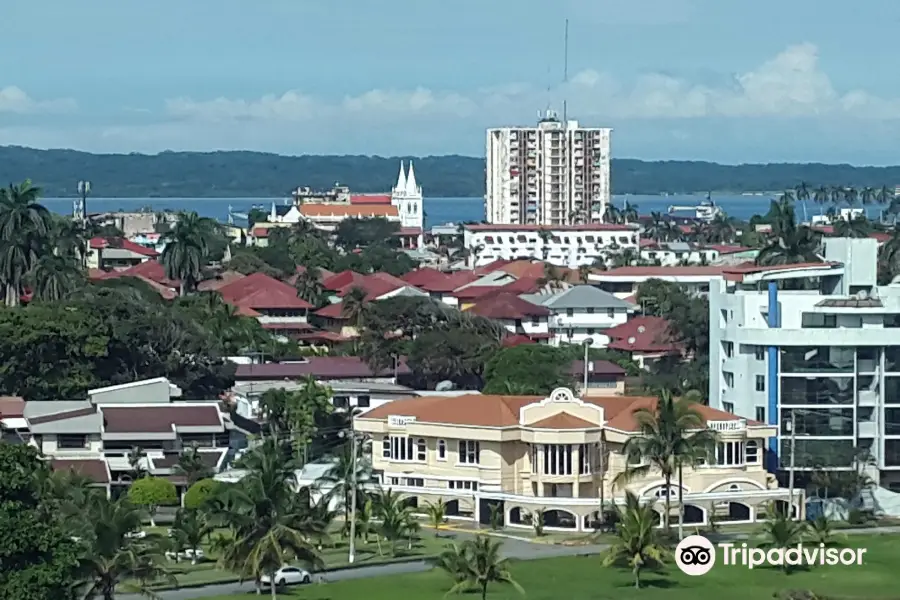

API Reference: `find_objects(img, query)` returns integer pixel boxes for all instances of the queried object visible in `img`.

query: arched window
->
[437,440,447,461]
[416,438,427,461]
[745,440,759,464]
[728,483,741,492]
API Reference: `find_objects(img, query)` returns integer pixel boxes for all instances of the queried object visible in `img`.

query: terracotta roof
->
[315,301,347,319]
[722,262,840,282]
[101,405,222,433]
[116,260,179,287]
[89,237,158,257]
[501,334,535,347]
[133,275,178,300]
[350,194,393,205]
[402,269,479,293]
[0,396,25,418]
[300,204,399,218]
[338,272,412,301]
[234,356,410,380]
[322,270,367,291]
[88,268,113,280]
[466,292,551,319]
[217,272,313,310]
[51,459,110,483]
[197,271,246,291]
[252,227,270,237]
[529,412,599,429]
[464,224,636,232]
[474,260,516,276]
[236,305,261,317]
[360,393,756,431]
[606,316,681,353]
[598,266,731,278]
[401,268,446,287]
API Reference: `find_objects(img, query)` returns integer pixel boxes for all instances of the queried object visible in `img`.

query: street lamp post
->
[582,338,594,394]
[77,180,91,226]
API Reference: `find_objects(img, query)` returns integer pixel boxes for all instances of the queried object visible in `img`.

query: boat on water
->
[667,194,722,222]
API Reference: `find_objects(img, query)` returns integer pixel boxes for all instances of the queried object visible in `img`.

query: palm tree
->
[50,216,89,265]
[173,443,214,486]
[756,198,822,267]
[161,211,218,295]
[833,216,871,238]
[602,491,669,589]
[294,266,327,307]
[537,229,552,260]
[74,495,173,600]
[170,508,212,564]
[445,535,524,600]
[129,446,147,480]
[758,507,808,573]
[613,390,717,536]
[795,182,811,222]
[806,515,839,546]
[0,180,53,306]
[813,186,830,215]
[341,286,369,334]
[434,542,470,586]
[26,253,83,301]
[216,439,325,596]
[319,439,371,533]
[372,488,413,556]
[577,264,591,284]
[843,187,859,208]
[425,498,447,536]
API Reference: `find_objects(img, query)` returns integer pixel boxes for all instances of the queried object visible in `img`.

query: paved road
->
[138,532,608,600]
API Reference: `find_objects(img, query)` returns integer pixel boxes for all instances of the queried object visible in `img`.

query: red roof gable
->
[218,272,313,310]
[89,237,158,257]
[606,316,681,353]
[315,301,347,319]
[401,268,446,287]
[350,194,393,205]
[467,292,552,320]
[474,259,516,276]
[115,260,179,287]
[338,272,411,301]
[322,270,367,291]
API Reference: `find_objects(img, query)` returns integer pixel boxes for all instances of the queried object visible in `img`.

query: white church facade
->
[266,161,424,247]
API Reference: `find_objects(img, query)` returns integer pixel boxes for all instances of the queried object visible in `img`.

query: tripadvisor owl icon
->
[675,535,716,576]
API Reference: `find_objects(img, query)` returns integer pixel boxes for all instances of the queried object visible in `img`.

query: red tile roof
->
[197,270,246,291]
[402,269,480,293]
[338,272,411,301]
[350,194,393,205]
[89,237,158,257]
[234,357,410,380]
[466,292,552,319]
[101,405,223,433]
[315,302,347,319]
[300,204,399,218]
[252,227,270,237]
[501,334,535,347]
[474,259,516,276]
[529,412,599,429]
[606,316,681,353]
[568,360,627,376]
[116,260,179,287]
[51,459,110,484]
[322,270,367,291]
[218,272,313,310]
[359,392,752,431]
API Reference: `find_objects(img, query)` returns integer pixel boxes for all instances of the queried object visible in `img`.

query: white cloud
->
[162,43,900,125]
[0,86,77,114]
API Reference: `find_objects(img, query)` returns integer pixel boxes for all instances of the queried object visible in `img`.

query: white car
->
[125,530,147,539]
[165,548,205,561]
[260,566,312,587]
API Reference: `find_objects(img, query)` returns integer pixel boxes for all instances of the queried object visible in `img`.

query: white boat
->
[667,195,722,222]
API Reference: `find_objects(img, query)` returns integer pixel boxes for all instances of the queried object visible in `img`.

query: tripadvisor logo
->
[675,535,867,576]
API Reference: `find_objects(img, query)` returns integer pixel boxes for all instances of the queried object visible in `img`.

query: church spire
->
[405,161,418,195]
[395,161,407,193]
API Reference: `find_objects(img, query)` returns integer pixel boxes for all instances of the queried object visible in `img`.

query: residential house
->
[314,272,428,337]
[568,360,627,396]
[217,272,314,337]
[465,292,553,343]
[521,285,636,347]
[605,316,683,368]
[354,387,799,531]
[23,377,236,498]
[87,237,159,271]
[233,357,411,387]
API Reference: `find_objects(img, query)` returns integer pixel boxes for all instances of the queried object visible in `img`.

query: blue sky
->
[2,0,900,163]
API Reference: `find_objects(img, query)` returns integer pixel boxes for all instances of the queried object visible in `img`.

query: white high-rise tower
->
[391,161,424,246]
[485,111,611,225]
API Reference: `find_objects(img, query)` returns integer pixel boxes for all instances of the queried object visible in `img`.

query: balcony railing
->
[708,419,747,432]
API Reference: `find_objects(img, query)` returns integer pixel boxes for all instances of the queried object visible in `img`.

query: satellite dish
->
[627,336,636,345]
[637,326,646,333]
[435,380,456,392]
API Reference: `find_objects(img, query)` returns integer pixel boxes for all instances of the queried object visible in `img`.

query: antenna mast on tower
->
[563,18,569,124]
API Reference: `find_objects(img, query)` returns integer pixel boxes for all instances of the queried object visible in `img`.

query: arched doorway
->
[543,509,578,529]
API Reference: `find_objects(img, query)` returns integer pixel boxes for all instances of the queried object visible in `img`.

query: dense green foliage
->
[8,146,900,197]
[0,445,80,600]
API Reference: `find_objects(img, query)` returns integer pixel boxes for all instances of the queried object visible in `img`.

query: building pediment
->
[519,387,604,428]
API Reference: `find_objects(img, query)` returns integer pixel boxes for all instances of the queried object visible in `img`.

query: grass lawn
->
[143,529,451,589]
[194,534,900,600]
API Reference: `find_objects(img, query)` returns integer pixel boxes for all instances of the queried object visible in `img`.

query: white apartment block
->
[463,224,639,269]
[485,111,611,226]
[708,238,900,496]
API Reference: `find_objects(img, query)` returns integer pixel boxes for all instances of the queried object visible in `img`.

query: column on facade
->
[572,444,581,498]
[535,443,543,497]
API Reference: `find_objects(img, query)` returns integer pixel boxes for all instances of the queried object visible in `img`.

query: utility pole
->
[787,409,796,520]
[347,419,359,564]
